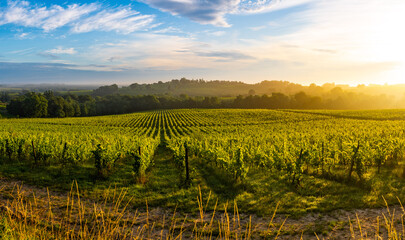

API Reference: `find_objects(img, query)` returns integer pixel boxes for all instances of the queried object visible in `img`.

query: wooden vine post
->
[184,142,190,186]
[348,141,360,181]
[31,140,37,166]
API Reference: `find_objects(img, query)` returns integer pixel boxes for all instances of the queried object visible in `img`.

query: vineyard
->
[0,109,405,219]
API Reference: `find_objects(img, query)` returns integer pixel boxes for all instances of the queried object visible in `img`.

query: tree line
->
[4,89,399,118]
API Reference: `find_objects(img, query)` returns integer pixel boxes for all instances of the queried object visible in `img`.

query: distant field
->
[286,109,405,120]
[0,88,21,91]
[0,109,405,238]
[56,90,93,95]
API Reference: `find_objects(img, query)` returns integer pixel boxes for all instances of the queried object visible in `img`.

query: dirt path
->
[0,177,404,239]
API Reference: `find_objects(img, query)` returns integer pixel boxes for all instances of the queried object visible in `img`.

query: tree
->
[7,97,24,117]
[0,92,11,103]
[248,89,256,96]
[93,84,119,96]
[63,97,76,117]
[8,92,48,117]
[23,93,48,117]
[45,91,65,117]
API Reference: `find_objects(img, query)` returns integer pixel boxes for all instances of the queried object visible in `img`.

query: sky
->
[0,0,404,85]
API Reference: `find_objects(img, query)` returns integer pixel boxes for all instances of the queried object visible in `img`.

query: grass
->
[0,142,404,238]
[0,146,216,215]
[0,181,282,239]
[1,147,405,219]
[0,182,404,239]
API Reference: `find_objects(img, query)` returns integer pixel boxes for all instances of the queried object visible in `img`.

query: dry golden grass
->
[0,182,283,239]
[345,197,405,240]
[1,181,404,239]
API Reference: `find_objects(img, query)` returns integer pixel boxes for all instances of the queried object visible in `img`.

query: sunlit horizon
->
[0,0,404,85]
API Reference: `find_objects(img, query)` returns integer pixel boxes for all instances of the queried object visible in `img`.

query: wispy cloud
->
[153,26,182,34]
[0,1,98,31]
[0,1,156,33]
[37,52,59,60]
[84,34,204,70]
[196,51,255,61]
[46,47,76,54]
[15,32,29,39]
[206,31,226,37]
[249,25,266,31]
[78,33,257,71]
[141,0,313,27]
[237,0,314,14]
[71,8,155,33]
[37,46,76,59]
[8,47,36,55]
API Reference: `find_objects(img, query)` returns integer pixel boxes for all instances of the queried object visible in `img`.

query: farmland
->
[1,109,405,238]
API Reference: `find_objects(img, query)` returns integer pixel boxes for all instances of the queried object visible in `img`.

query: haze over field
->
[0,0,404,85]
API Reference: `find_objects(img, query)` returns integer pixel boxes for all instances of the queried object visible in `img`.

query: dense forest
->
[1,79,405,118]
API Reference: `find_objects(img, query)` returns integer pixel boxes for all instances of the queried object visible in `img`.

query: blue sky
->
[0,0,404,85]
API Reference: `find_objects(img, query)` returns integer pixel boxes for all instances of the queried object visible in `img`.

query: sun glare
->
[361,3,405,85]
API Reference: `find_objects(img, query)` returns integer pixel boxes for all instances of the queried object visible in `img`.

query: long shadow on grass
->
[146,146,182,190]
[0,163,97,191]
[195,160,243,200]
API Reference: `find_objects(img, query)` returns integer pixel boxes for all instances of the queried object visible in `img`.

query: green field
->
[0,109,405,238]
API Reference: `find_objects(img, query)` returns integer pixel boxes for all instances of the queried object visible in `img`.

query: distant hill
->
[92,78,332,97]
[1,84,97,93]
[3,78,405,101]
[93,78,405,99]
[121,79,311,97]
